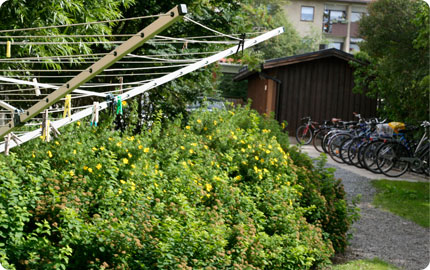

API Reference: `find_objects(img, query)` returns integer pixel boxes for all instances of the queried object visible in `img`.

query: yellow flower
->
[234,175,242,181]
[206,194,211,198]
[120,180,126,184]
[128,153,132,158]
[47,151,53,158]
[154,183,158,187]
[123,158,129,164]
[266,150,271,154]
[131,164,136,169]
[118,189,122,194]
[180,146,185,150]
[144,147,150,153]
[254,156,259,161]
[138,145,143,150]
[77,142,81,145]
[213,120,217,126]
[189,149,194,154]
[76,121,81,126]
[100,146,105,151]
[131,186,136,191]
[73,150,77,154]
[32,153,36,158]
[122,100,127,106]
[116,142,122,147]
[69,170,74,177]
[96,164,102,170]
[83,166,88,170]
[203,127,208,131]
[185,125,191,130]
[197,119,202,124]
[55,141,59,145]
[88,168,93,173]
[92,147,98,151]
[108,137,113,141]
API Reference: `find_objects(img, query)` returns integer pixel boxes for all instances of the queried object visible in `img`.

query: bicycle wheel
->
[322,130,338,153]
[312,129,326,152]
[347,138,363,168]
[419,149,430,176]
[362,141,384,173]
[296,125,313,145]
[376,142,410,177]
[328,133,352,163]
[340,138,354,165]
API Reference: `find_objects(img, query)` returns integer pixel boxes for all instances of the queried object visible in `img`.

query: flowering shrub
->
[0,105,353,269]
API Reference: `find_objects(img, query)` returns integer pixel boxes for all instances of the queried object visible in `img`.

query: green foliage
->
[353,0,429,123]
[372,180,430,228]
[0,106,354,269]
[328,258,399,270]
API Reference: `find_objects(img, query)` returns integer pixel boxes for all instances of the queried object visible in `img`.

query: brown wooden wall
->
[247,56,377,134]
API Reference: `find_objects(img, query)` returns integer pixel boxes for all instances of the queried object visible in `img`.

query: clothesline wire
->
[0,72,170,78]
[0,14,168,33]
[0,39,238,45]
[0,32,265,39]
[0,64,189,72]
[0,51,220,62]
[183,16,242,41]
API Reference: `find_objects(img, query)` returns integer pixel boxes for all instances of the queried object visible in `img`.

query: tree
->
[353,0,429,123]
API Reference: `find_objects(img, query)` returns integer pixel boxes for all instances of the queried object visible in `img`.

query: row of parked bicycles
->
[295,114,429,178]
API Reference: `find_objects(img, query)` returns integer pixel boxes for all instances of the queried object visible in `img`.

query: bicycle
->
[295,116,318,145]
[375,121,430,177]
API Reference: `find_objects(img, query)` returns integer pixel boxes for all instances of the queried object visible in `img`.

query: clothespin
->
[41,110,50,142]
[116,96,123,115]
[51,125,61,138]
[90,102,99,127]
[63,94,71,118]
[33,78,41,96]
[5,132,22,155]
[235,33,246,56]
[6,41,11,58]
[182,40,188,50]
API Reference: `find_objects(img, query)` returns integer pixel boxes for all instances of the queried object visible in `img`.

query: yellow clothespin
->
[6,41,11,58]
[63,94,71,118]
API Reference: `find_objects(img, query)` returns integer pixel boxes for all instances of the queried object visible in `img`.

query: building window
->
[350,12,363,22]
[323,9,347,32]
[301,6,314,21]
[350,43,360,52]
[327,42,343,50]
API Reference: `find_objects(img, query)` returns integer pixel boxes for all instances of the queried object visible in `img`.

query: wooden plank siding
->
[276,56,376,134]
[237,49,377,134]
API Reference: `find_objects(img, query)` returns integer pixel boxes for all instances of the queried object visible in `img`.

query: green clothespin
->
[116,96,123,115]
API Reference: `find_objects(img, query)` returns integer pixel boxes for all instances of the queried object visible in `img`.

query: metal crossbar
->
[0,27,284,153]
[0,4,187,139]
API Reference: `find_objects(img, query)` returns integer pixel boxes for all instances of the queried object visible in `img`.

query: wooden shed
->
[234,48,377,134]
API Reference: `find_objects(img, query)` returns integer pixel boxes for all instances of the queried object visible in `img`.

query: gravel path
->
[291,138,430,269]
[330,164,430,270]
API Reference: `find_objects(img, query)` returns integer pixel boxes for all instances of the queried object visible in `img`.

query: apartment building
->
[283,0,371,52]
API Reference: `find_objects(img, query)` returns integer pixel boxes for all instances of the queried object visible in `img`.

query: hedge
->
[0,104,357,269]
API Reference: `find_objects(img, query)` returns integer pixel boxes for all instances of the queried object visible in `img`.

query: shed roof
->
[234,48,359,81]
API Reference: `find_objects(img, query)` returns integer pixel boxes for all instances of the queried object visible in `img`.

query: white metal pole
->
[0,27,284,153]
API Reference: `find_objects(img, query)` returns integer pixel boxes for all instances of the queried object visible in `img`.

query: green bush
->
[0,105,354,269]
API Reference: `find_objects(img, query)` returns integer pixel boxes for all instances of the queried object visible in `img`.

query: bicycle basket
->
[388,122,406,133]
[376,122,406,137]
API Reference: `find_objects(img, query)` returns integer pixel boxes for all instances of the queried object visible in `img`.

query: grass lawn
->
[329,258,398,270]
[371,180,429,228]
